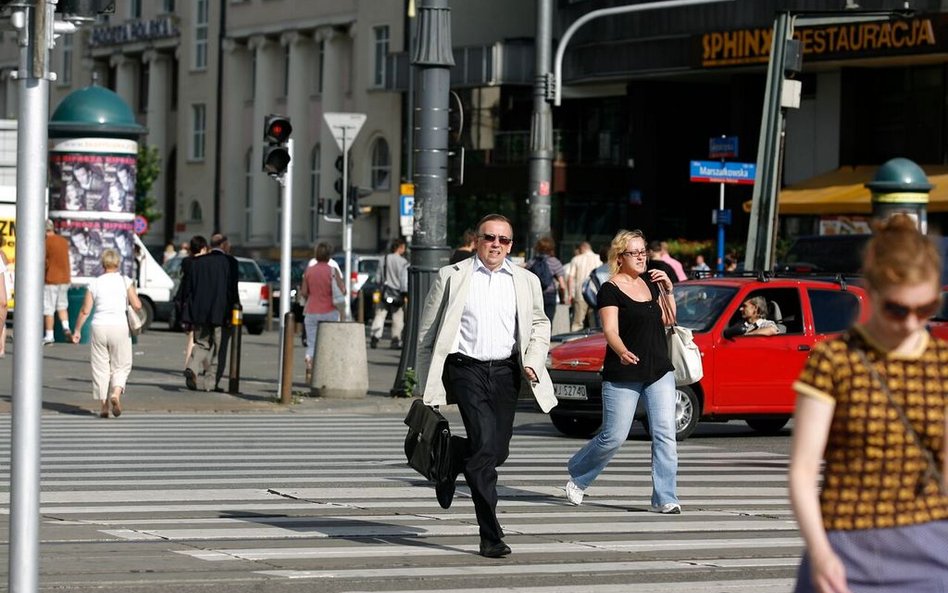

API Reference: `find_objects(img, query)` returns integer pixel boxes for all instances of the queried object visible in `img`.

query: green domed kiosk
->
[47,85,145,342]
[865,158,933,232]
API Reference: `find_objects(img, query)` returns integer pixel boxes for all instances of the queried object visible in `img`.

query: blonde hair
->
[100,248,121,270]
[862,214,941,292]
[607,229,645,275]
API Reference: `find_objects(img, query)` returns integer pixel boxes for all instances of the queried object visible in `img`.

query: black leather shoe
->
[479,539,511,558]
[184,369,197,391]
[435,478,455,509]
[370,337,379,349]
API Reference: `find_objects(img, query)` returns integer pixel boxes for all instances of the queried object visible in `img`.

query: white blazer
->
[415,257,558,413]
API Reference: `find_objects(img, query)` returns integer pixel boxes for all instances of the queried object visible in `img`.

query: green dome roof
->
[49,85,146,138]
[865,158,933,193]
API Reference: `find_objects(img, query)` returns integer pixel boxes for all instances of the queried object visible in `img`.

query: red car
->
[546,276,871,440]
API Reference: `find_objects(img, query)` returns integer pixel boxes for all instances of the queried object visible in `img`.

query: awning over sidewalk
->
[744,165,948,214]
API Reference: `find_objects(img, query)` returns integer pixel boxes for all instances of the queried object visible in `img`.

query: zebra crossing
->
[0,413,802,592]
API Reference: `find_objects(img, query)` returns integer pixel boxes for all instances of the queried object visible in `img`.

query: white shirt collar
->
[473,255,514,275]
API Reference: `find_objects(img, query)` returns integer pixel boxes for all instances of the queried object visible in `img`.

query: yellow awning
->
[744,165,948,214]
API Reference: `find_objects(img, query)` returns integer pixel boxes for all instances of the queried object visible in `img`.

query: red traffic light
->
[263,114,292,144]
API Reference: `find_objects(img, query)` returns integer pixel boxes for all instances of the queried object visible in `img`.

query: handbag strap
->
[852,343,946,496]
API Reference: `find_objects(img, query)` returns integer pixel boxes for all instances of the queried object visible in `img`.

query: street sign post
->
[323,112,366,321]
[691,156,756,273]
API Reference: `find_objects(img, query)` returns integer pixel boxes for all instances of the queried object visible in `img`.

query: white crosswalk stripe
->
[0,413,801,592]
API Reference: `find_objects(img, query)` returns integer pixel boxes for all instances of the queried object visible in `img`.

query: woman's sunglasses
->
[881,298,941,321]
[479,233,512,246]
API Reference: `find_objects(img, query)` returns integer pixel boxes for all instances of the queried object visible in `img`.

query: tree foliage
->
[135,144,162,224]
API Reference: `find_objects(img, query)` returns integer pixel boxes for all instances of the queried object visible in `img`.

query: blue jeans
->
[567,372,679,507]
[304,311,340,361]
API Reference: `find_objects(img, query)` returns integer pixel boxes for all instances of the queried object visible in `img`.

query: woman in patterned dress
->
[789,214,948,593]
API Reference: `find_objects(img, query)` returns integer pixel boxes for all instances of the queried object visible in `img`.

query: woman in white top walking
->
[71,248,142,418]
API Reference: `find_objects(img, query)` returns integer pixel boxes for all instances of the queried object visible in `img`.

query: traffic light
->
[333,156,345,216]
[262,114,292,176]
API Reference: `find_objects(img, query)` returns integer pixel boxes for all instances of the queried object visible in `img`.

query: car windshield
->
[237,260,264,283]
[673,284,738,332]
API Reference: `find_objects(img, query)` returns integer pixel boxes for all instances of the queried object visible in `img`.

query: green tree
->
[135,145,162,224]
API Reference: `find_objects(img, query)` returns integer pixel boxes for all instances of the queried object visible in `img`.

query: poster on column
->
[48,137,139,284]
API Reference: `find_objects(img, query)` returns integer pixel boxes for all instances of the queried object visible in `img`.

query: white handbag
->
[125,277,144,336]
[658,288,703,386]
[331,269,346,307]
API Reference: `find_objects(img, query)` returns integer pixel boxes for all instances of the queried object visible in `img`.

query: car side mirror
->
[722,325,743,340]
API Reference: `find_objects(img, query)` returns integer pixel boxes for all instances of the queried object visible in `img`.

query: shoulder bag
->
[125,278,144,336]
[657,286,703,386]
[330,268,347,307]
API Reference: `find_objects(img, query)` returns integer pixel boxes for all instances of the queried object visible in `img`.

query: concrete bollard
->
[311,322,368,399]
[551,303,570,336]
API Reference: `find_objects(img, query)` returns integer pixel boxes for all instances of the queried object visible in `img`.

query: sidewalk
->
[0,321,417,416]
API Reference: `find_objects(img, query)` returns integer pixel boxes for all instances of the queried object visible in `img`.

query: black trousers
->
[444,353,521,544]
[215,325,233,388]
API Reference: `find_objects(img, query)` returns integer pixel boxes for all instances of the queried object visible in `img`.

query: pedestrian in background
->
[567,241,602,331]
[44,219,72,344]
[185,234,238,392]
[162,242,177,264]
[658,240,688,282]
[647,240,680,284]
[789,213,948,593]
[299,242,344,385]
[369,238,409,349]
[691,254,711,274]
[209,234,240,391]
[449,229,477,264]
[416,213,556,557]
[526,236,567,323]
[0,246,9,358]
[70,248,142,418]
[174,234,208,371]
[565,229,680,514]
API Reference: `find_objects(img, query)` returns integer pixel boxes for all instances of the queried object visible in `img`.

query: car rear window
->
[237,260,264,283]
[808,289,860,333]
[674,284,737,333]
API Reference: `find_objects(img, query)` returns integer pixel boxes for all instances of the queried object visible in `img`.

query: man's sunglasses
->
[881,298,941,321]
[479,233,512,246]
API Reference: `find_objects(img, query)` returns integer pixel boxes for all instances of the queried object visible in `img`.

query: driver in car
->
[724,296,779,337]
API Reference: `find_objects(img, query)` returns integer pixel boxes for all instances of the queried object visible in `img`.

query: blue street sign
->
[709,136,739,159]
[690,160,756,185]
[712,209,732,225]
[400,194,414,217]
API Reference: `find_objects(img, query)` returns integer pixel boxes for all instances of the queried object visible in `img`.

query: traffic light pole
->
[341,131,353,322]
[276,139,294,399]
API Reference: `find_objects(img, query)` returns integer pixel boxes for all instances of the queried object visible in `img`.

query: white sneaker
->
[565,480,585,506]
[42,337,54,346]
[649,503,681,514]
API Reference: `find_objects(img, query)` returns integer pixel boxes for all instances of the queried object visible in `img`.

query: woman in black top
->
[564,229,681,513]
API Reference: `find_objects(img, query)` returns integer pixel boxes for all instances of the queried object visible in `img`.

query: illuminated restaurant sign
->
[699,17,938,68]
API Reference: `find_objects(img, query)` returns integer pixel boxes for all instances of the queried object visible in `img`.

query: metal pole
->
[276,139,293,398]
[10,2,53,590]
[391,0,453,396]
[528,0,553,250]
[744,11,790,272]
[551,0,733,106]
[341,130,352,322]
[717,181,725,273]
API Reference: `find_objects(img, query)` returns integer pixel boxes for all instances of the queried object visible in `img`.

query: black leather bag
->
[403,399,453,483]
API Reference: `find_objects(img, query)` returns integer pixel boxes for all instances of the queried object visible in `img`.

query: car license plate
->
[554,384,587,400]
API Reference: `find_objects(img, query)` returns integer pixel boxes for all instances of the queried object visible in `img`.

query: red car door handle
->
[797,345,811,351]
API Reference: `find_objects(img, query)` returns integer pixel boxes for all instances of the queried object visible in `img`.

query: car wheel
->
[550,413,600,438]
[138,298,155,332]
[745,417,790,435]
[245,322,264,335]
[641,384,700,441]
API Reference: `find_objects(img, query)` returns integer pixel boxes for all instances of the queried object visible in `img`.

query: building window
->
[316,40,324,94]
[162,0,175,13]
[139,62,149,113]
[372,26,389,88]
[371,137,391,190]
[193,0,208,70]
[129,0,141,19]
[189,200,203,222]
[60,33,73,85]
[244,148,253,238]
[310,144,321,240]
[190,104,206,160]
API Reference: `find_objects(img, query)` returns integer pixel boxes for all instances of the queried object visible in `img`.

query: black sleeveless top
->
[597,278,674,384]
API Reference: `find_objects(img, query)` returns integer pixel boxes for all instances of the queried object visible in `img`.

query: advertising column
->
[48,137,139,282]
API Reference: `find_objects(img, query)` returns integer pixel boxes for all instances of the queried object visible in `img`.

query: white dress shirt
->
[454,256,518,361]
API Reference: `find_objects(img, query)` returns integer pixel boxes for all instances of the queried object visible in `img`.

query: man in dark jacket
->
[184,234,238,391]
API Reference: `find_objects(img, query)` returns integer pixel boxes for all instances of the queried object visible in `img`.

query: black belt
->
[447,352,518,368]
